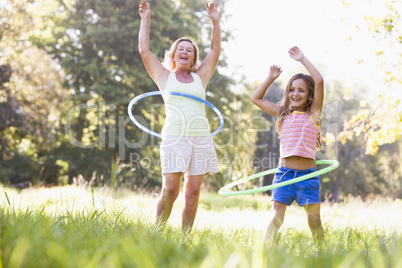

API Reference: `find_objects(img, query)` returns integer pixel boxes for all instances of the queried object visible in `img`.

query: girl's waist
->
[279,156,316,170]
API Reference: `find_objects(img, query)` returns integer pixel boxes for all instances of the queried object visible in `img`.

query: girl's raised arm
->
[138,0,169,88]
[196,3,221,89]
[289,46,324,119]
[251,65,283,117]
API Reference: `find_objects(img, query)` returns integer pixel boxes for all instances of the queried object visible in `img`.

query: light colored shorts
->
[160,135,218,176]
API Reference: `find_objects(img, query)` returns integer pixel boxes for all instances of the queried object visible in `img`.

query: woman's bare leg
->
[156,172,182,225]
[182,174,204,232]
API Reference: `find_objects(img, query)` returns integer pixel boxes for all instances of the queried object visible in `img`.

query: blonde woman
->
[138,0,221,232]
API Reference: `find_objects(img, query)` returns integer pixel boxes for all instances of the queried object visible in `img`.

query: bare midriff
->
[280,156,316,170]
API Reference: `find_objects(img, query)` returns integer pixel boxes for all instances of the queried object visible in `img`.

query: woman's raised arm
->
[138,0,169,88]
[196,3,221,89]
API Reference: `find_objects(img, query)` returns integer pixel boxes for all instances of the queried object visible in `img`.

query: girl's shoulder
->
[301,111,321,128]
[305,109,321,127]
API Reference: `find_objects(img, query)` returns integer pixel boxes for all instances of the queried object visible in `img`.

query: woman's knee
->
[184,187,201,204]
[184,175,203,200]
[161,186,180,201]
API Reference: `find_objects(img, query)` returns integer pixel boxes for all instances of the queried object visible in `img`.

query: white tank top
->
[161,72,211,136]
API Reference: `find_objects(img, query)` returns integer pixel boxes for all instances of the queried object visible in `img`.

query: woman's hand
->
[288,46,305,62]
[139,0,151,20]
[206,2,219,24]
[268,65,282,80]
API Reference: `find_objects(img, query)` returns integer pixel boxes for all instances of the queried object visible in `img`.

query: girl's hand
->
[206,2,219,24]
[288,46,305,61]
[139,0,151,20]
[268,65,282,80]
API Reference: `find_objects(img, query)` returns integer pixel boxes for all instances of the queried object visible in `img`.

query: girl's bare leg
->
[265,201,287,242]
[304,203,324,241]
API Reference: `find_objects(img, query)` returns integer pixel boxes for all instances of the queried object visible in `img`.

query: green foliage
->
[339,0,402,154]
[0,0,70,185]
[329,82,402,200]
[317,81,402,200]
[0,154,39,185]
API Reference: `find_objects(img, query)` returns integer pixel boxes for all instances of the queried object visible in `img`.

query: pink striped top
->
[279,111,320,160]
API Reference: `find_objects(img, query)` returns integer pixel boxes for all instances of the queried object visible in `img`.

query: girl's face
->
[288,78,310,111]
[173,41,195,71]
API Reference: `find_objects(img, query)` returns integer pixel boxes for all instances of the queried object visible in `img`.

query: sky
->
[220,0,400,101]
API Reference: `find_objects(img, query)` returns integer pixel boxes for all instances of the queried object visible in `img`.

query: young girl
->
[251,46,324,242]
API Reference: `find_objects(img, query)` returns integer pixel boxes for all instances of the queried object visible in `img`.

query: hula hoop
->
[127,91,224,138]
[218,160,339,197]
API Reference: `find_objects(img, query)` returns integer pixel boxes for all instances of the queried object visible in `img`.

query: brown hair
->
[275,73,322,150]
[162,37,200,72]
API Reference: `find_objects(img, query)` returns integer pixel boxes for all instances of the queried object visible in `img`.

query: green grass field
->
[1,186,401,267]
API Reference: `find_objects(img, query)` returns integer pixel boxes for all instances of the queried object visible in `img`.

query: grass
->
[0,186,401,267]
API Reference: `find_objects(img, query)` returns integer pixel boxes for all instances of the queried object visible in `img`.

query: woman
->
[138,0,221,232]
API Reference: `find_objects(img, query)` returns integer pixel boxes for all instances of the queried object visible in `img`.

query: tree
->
[321,80,402,201]
[0,0,69,185]
[339,0,402,155]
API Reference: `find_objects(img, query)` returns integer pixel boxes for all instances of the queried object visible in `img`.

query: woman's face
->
[173,41,195,71]
[288,78,310,111]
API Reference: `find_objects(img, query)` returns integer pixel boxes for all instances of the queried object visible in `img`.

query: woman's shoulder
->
[165,71,176,80]
[155,70,174,91]
[190,72,204,85]
[191,72,202,79]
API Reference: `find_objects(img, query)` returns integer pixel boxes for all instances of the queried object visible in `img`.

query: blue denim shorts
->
[271,166,321,206]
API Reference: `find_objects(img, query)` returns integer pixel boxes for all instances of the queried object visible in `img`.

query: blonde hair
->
[275,73,323,150]
[162,37,200,72]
